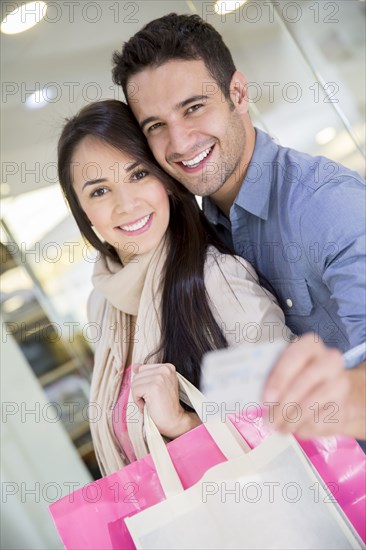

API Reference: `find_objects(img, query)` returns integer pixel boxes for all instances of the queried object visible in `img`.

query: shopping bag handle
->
[143,372,250,499]
[175,372,250,457]
[143,405,185,498]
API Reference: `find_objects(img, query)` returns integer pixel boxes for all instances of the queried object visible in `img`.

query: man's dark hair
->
[112,13,237,101]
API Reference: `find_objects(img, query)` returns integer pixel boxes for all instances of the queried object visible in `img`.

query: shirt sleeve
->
[204,249,290,346]
[301,177,366,366]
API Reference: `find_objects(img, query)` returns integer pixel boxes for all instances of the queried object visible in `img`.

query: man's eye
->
[187,104,202,114]
[91,187,107,198]
[147,122,163,133]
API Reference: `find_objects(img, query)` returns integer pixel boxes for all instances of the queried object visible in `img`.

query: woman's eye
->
[132,170,148,181]
[90,187,107,198]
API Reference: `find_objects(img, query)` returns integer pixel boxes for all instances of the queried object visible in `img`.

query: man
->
[112,13,366,440]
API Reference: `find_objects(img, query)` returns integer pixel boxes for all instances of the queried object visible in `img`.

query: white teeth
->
[120,214,151,232]
[182,147,212,167]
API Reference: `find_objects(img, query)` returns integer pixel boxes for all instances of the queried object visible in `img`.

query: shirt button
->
[286,298,293,308]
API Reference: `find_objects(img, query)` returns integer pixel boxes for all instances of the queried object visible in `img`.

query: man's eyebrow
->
[176,95,210,110]
[140,95,210,132]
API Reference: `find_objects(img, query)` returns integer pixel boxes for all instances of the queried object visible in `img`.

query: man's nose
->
[166,123,196,160]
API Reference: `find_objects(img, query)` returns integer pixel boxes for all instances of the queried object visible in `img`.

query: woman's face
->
[72,136,170,263]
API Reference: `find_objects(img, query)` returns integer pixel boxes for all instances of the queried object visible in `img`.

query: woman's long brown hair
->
[58,100,234,387]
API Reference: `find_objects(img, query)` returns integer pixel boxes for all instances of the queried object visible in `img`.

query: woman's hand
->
[131,363,201,439]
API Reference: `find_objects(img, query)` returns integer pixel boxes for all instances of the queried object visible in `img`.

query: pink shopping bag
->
[49,421,237,549]
[49,375,366,548]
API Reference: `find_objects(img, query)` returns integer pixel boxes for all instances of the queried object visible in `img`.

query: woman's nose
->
[114,186,139,214]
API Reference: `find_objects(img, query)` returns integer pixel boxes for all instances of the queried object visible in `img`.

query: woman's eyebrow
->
[81,163,140,190]
[82,178,107,191]
[124,161,139,173]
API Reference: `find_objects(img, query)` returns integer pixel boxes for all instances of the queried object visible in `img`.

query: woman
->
[58,99,287,476]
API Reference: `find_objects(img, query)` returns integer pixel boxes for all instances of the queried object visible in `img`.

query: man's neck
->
[211,172,243,219]
[211,125,256,219]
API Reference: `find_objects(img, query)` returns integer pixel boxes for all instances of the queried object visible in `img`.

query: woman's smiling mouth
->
[116,213,153,235]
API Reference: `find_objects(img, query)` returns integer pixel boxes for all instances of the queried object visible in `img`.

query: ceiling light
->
[315,127,337,145]
[1,2,47,35]
[25,86,56,109]
[214,0,247,15]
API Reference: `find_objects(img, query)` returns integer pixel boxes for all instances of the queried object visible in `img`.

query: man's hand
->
[262,334,366,439]
[131,363,201,439]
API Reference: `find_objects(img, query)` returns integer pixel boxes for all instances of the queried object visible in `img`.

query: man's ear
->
[229,71,249,114]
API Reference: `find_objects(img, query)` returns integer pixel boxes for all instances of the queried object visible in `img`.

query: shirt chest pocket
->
[272,279,314,316]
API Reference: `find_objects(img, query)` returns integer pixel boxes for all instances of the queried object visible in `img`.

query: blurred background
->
[1,0,365,547]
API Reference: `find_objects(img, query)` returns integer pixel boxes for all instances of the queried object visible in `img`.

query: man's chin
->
[184,180,225,198]
[164,164,225,197]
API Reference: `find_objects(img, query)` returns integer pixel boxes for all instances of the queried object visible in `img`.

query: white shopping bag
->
[125,376,364,550]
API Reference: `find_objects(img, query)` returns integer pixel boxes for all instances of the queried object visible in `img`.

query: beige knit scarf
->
[88,237,168,477]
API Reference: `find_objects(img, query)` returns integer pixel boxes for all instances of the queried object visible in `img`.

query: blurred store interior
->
[1,0,365,548]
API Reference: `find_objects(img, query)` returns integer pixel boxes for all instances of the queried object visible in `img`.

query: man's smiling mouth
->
[180,146,214,168]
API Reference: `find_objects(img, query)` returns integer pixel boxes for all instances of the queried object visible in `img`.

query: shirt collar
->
[203,128,279,223]
[234,128,278,220]
[202,194,226,226]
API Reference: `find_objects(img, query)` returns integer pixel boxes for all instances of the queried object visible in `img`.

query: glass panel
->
[192,0,365,174]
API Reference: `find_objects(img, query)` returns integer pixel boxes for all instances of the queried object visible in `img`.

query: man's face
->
[127,59,247,197]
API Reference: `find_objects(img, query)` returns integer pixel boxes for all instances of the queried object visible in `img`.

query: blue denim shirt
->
[203,129,366,367]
